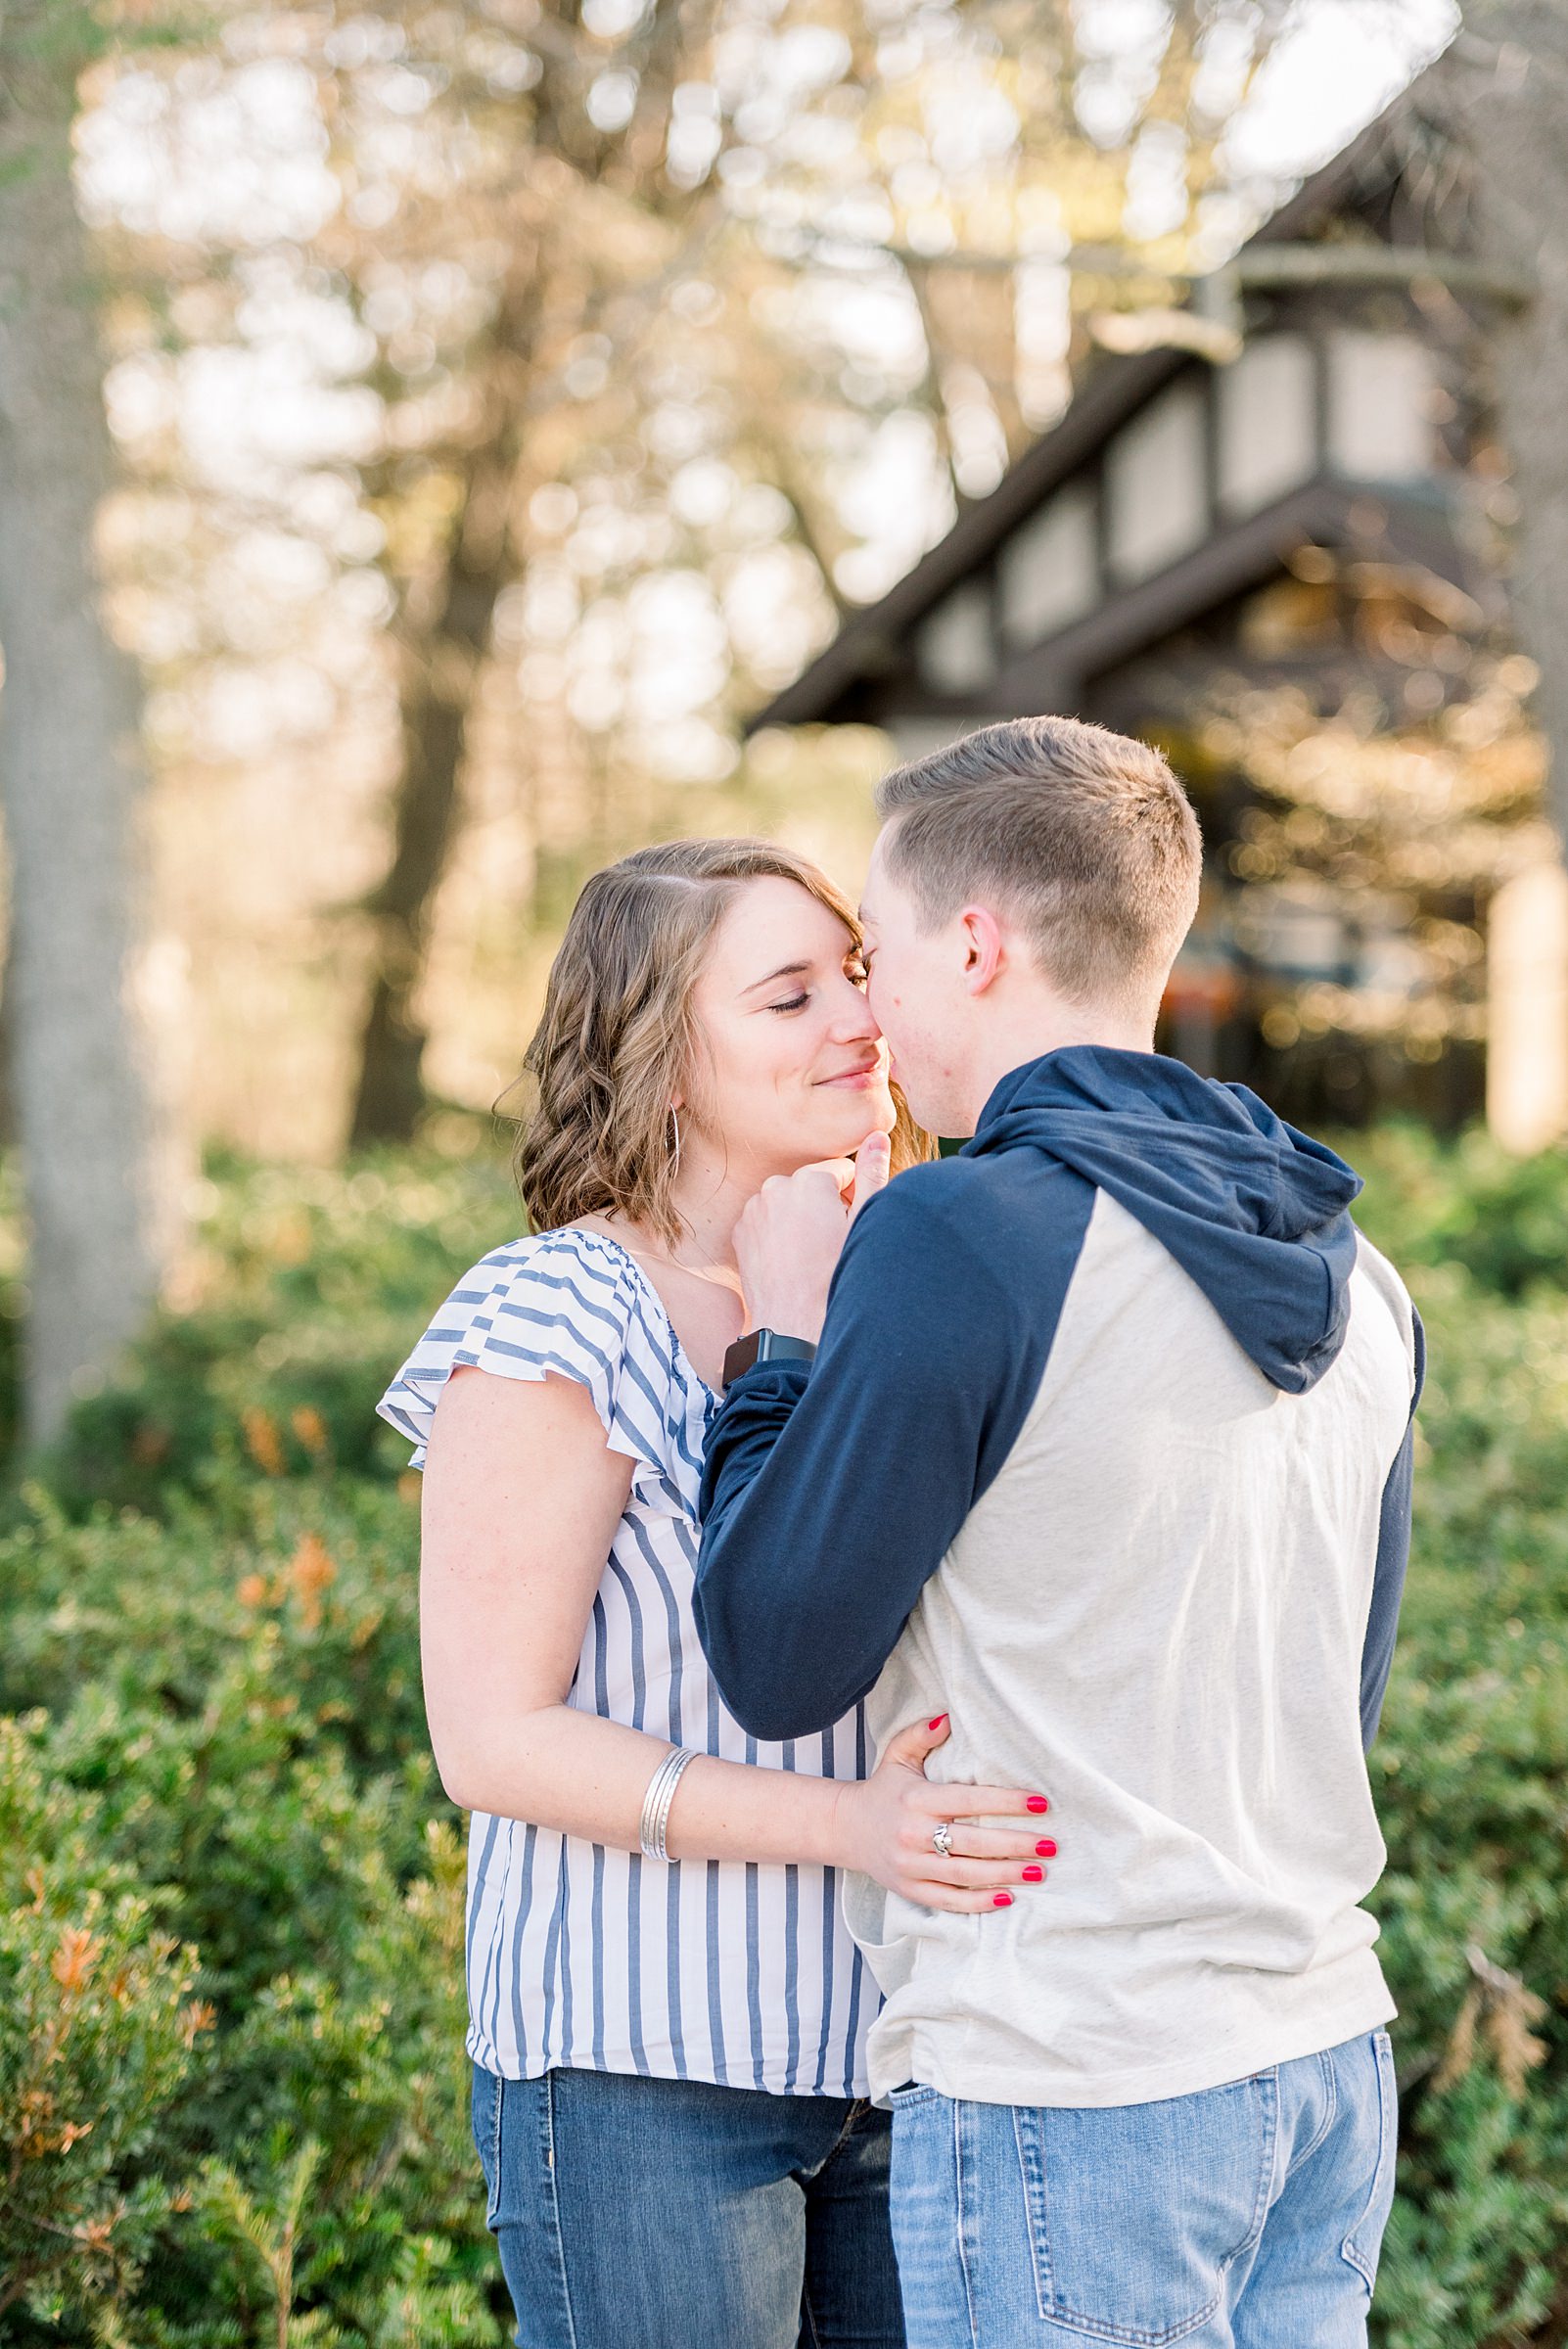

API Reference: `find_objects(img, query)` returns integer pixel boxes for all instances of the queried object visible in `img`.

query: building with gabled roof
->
[752,78,1560,1137]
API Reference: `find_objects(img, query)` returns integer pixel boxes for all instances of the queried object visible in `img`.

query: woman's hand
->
[828,1715,1054,1913]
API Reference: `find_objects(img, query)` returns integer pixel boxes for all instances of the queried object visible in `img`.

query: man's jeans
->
[472,2063,905,2348]
[888,2029,1398,2348]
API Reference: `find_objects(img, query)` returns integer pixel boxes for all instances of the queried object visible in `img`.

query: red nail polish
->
[1027,1796,1050,1814]
[928,1715,947,1731]
[1036,1839,1056,1858]
[1022,1865,1043,1882]
[992,1892,1013,1908]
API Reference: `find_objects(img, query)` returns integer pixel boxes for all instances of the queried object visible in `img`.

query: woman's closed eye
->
[764,950,864,1011]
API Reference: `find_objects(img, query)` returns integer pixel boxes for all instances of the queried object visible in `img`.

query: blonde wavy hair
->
[513,838,931,1247]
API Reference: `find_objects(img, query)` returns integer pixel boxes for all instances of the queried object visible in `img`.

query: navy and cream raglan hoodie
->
[695,1047,1423,2108]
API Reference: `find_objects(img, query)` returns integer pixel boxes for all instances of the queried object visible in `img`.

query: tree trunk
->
[0,55,171,1444]
[1438,8,1568,840]
[346,438,519,1150]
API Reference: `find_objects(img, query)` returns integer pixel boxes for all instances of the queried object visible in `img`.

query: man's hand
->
[733,1132,891,1344]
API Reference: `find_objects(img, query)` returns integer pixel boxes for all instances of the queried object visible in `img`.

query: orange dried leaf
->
[18,2089,56,2148]
[291,1405,329,1457]
[243,1406,287,1477]
[52,1927,101,1993]
[288,1532,337,1630]
[179,2000,217,2049]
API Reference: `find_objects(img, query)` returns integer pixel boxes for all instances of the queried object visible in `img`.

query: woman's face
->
[684,875,895,1186]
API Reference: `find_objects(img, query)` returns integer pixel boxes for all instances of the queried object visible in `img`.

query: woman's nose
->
[828,981,882,1041]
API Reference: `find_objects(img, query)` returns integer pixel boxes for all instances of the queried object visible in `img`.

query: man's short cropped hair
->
[874,715,1203,1009]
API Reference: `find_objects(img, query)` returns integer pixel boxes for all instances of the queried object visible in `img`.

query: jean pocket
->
[1341,2029,1399,2292]
[1012,2074,1276,2345]
[471,2065,506,2230]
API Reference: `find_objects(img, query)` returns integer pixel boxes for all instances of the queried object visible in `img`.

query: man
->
[693,716,1422,2347]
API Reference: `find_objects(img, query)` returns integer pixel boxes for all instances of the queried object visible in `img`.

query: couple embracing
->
[379,715,1422,2349]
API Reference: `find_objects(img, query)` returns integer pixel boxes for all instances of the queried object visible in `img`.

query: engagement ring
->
[932,1820,953,1859]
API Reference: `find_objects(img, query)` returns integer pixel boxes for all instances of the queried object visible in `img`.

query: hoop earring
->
[669,1106,682,1175]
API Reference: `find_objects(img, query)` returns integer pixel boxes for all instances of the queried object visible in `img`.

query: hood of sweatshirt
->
[964,1046,1362,1394]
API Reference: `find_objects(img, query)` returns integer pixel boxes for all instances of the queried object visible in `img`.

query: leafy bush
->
[0,1131,1565,2343]
[0,1464,499,2341]
[0,1719,199,2326]
[30,1142,516,1522]
[1360,1269,1568,2343]
[1351,1125,1568,1300]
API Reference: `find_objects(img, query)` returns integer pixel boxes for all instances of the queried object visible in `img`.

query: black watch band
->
[721,1328,818,1390]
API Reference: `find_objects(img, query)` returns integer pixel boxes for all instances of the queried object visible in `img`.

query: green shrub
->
[1350,1125,1568,1300]
[0,1717,199,2331]
[0,1470,502,2344]
[1363,1265,1568,2345]
[30,1144,516,1522]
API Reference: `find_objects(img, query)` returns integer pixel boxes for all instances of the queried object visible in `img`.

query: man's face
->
[858,831,977,1138]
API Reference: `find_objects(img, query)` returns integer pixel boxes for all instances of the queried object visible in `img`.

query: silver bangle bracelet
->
[638,1746,698,1862]
[637,1749,677,1856]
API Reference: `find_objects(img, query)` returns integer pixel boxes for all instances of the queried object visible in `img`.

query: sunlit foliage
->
[69,0,1317,1151]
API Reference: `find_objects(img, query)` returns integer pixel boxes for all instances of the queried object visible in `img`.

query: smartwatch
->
[721,1328,818,1390]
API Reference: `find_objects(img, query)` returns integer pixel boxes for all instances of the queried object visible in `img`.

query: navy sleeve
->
[693,1160,1094,1740]
[1360,1308,1425,1751]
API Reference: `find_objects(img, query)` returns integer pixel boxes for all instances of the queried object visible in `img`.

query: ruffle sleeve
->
[376,1228,699,1510]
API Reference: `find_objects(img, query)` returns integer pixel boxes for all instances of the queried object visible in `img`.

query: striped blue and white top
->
[377,1226,877,2096]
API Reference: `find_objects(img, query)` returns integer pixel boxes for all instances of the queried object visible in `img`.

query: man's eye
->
[846,959,869,988]
[768,993,809,1014]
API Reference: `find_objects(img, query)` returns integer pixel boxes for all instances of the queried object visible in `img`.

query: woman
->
[378,841,1053,2349]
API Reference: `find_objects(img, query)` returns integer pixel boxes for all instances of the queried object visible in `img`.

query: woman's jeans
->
[472,2063,905,2349]
[889,2029,1399,2348]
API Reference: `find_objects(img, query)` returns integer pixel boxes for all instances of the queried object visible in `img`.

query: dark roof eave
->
[749,344,1187,730]
[991,476,1477,702]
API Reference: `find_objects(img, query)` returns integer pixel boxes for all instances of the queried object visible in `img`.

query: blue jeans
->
[472,2063,905,2348]
[889,2029,1398,2348]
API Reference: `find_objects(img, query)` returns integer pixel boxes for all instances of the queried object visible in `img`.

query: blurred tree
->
[45,0,1309,1158]
[1200,579,1545,1070]
[346,0,728,1145]
[337,0,1293,1143]
[348,258,546,1148]
[1439,4,1568,842]
[0,0,180,1443]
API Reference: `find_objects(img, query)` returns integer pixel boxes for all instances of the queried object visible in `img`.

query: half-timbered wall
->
[907,323,1442,712]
